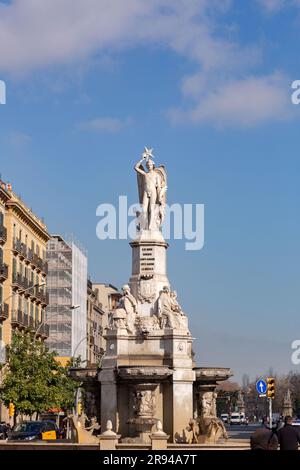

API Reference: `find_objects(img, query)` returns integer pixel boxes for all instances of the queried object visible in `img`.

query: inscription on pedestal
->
[140,247,155,275]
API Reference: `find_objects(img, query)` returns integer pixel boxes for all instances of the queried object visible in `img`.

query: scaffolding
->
[46,235,87,360]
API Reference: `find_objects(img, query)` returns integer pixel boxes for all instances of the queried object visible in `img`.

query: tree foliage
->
[0,331,78,416]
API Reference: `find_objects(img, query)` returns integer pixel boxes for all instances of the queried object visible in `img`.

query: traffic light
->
[9,403,15,417]
[77,402,82,416]
[267,377,275,399]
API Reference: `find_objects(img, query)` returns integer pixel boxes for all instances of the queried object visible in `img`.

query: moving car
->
[229,412,242,425]
[8,420,59,441]
[220,413,229,423]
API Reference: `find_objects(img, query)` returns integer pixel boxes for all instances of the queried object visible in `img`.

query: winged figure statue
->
[134,147,167,231]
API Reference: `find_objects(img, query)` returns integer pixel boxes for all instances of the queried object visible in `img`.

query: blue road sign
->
[256,379,267,395]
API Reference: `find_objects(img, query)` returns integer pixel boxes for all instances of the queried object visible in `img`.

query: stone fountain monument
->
[97,147,232,443]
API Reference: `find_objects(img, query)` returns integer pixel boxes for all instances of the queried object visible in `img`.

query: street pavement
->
[226,423,260,440]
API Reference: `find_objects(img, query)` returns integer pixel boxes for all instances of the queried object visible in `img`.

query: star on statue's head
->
[142,147,154,161]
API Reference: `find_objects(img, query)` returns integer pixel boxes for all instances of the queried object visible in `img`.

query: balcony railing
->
[14,241,48,274]
[35,288,49,305]
[35,322,50,338]
[12,273,32,291]
[11,309,23,326]
[13,238,27,258]
[0,303,9,321]
[0,225,7,243]
[0,263,8,281]
[11,310,49,337]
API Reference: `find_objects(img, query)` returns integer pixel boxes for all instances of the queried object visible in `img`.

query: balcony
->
[11,309,23,326]
[0,303,9,321]
[35,289,49,305]
[35,322,50,339]
[29,252,48,274]
[13,238,27,259]
[12,273,31,291]
[0,225,7,244]
[0,263,8,281]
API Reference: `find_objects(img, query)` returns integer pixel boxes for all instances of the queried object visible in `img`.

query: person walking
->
[250,417,278,450]
[277,416,300,451]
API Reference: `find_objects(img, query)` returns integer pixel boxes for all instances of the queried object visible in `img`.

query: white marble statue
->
[112,284,138,332]
[134,147,167,231]
[158,286,188,329]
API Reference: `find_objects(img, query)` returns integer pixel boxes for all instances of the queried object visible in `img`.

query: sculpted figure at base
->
[158,286,188,329]
[112,284,138,332]
[134,147,167,231]
[197,391,228,443]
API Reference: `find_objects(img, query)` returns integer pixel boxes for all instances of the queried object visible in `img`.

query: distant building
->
[92,283,121,355]
[86,280,105,366]
[46,235,87,363]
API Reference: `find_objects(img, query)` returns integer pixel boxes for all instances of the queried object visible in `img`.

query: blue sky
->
[0,0,300,382]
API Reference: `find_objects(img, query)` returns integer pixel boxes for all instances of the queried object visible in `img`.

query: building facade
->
[0,182,51,422]
[86,280,105,366]
[46,236,87,363]
[1,187,50,349]
[0,182,10,360]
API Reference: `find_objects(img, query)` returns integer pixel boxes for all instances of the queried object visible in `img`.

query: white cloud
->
[257,0,288,12]
[169,73,292,128]
[78,116,132,133]
[0,0,294,127]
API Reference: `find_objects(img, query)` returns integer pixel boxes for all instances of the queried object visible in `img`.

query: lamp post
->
[72,335,89,416]
[33,304,80,341]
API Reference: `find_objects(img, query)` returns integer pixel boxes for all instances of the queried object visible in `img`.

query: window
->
[0,248,3,265]
[12,257,17,276]
[0,212,3,227]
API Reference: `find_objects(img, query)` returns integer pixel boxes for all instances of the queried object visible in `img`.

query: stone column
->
[171,369,195,442]
[99,369,118,432]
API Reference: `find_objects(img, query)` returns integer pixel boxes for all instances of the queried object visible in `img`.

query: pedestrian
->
[250,416,278,450]
[277,416,300,451]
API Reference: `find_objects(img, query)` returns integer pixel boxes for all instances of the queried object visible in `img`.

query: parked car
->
[292,418,300,426]
[7,421,58,441]
[220,413,229,423]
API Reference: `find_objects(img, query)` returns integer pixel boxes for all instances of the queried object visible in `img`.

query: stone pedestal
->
[129,231,169,316]
[150,421,169,450]
[99,421,120,450]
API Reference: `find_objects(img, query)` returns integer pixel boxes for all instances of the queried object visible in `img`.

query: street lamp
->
[33,304,80,340]
[72,334,88,360]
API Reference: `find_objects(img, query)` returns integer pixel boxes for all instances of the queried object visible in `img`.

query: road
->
[226,423,260,440]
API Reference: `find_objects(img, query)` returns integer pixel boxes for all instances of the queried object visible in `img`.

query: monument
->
[282,389,293,417]
[97,147,232,444]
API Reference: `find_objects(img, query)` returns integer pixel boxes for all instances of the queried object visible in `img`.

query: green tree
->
[0,331,78,418]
